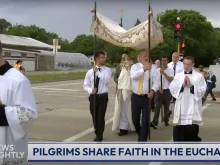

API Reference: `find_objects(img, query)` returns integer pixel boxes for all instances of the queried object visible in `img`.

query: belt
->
[163,89,169,91]
[91,93,108,97]
[133,93,147,97]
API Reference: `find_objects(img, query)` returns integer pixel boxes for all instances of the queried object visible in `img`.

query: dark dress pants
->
[89,94,108,138]
[152,90,171,125]
[131,93,150,141]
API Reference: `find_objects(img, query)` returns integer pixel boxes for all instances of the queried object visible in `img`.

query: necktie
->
[137,75,144,95]
[173,63,176,76]
[95,68,101,93]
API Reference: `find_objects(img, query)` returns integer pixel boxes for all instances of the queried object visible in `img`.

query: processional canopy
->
[90,12,164,51]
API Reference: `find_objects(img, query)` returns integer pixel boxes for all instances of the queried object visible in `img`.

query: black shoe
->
[93,137,98,141]
[212,98,216,101]
[97,136,103,142]
[150,122,157,129]
[165,122,169,126]
[118,129,128,136]
[93,136,103,142]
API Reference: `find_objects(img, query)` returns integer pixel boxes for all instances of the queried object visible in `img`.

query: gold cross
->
[120,9,124,17]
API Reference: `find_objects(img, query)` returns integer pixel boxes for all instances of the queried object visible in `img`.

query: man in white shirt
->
[151,56,174,128]
[155,60,160,69]
[0,41,37,165]
[169,56,207,141]
[168,52,184,104]
[83,51,112,142]
[130,50,160,141]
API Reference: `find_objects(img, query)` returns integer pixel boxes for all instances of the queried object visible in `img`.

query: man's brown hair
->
[183,56,194,63]
[94,50,105,60]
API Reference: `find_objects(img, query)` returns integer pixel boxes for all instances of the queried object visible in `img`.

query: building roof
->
[0,34,53,50]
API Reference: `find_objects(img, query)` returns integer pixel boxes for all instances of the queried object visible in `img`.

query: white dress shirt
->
[83,66,112,94]
[158,67,174,90]
[168,61,184,76]
[130,62,160,95]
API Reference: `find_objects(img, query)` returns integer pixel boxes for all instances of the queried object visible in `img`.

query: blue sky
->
[0,0,219,41]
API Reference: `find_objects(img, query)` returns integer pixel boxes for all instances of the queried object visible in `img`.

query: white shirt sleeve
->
[130,64,144,80]
[83,70,93,94]
[152,68,160,92]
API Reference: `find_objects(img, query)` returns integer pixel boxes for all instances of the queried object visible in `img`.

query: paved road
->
[29,79,220,165]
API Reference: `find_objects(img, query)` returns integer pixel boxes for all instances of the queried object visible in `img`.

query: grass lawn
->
[27,72,86,83]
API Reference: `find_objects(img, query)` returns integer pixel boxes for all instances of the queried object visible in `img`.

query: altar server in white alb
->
[112,55,135,136]
[169,56,206,142]
[0,41,38,165]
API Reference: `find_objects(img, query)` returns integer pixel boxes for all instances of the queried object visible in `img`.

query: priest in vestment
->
[112,57,135,135]
[169,56,206,142]
[0,42,38,165]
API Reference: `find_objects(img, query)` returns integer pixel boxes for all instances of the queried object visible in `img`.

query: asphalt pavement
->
[29,79,220,165]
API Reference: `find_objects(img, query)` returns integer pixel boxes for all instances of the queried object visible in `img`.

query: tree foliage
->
[153,9,220,66]
[0,9,220,66]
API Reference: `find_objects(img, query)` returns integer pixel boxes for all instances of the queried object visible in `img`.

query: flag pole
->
[91,1,97,135]
[148,0,152,140]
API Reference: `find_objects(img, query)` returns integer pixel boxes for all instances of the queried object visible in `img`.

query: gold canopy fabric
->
[90,12,164,50]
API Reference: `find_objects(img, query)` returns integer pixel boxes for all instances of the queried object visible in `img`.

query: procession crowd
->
[83,50,217,142]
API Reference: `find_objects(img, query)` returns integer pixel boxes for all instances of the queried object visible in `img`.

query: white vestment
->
[0,68,37,165]
[112,68,135,131]
[169,70,207,126]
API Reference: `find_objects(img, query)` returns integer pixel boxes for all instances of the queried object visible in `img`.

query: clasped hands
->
[183,76,192,88]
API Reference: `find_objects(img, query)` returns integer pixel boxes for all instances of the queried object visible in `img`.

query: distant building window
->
[4,52,11,57]
[21,53,27,58]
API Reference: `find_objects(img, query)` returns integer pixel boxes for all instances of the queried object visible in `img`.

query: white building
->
[0,34,53,71]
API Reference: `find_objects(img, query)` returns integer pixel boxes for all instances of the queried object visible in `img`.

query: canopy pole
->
[91,1,97,136]
[148,0,152,140]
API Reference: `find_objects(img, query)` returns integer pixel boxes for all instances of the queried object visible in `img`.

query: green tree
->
[154,9,220,66]
[0,19,12,32]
